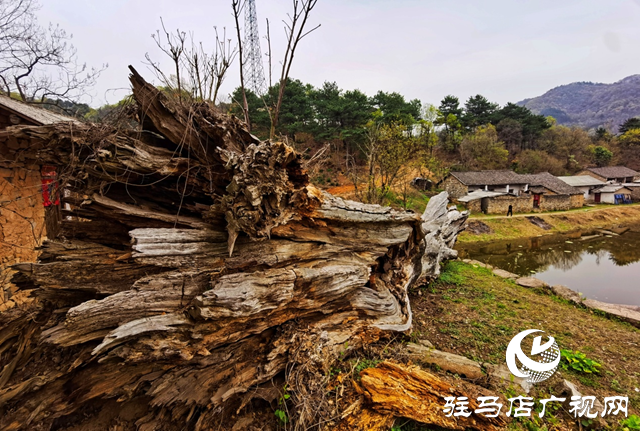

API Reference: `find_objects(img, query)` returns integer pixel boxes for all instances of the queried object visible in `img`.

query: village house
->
[557,175,606,202]
[0,95,77,309]
[577,166,639,184]
[591,184,633,204]
[441,170,584,214]
[438,170,530,199]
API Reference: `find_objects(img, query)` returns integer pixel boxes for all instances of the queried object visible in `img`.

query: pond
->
[456,225,640,307]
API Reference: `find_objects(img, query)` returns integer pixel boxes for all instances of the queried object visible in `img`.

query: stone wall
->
[569,194,585,209]
[441,176,468,199]
[464,193,582,214]
[538,194,571,211]
[484,195,533,214]
[628,187,640,202]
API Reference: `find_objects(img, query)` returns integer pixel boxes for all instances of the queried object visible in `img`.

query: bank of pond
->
[456,224,640,307]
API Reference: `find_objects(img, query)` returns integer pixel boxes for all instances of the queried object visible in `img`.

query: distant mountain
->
[517,75,640,132]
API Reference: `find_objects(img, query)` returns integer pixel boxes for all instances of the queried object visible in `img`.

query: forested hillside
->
[41,76,640,208]
[518,75,640,131]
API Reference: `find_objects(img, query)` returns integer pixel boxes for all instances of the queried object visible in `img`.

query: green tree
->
[436,95,463,151]
[370,91,420,124]
[415,104,439,156]
[514,150,565,175]
[619,117,640,134]
[493,103,551,150]
[594,126,612,142]
[619,129,640,146]
[589,145,613,167]
[495,118,523,152]
[462,94,498,129]
[459,124,508,170]
[230,86,272,137]
[357,121,418,204]
[311,81,372,148]
[538,125,591,172]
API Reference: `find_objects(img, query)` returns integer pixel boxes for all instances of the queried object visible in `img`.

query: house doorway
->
[480,198,489,214]
[533,194,541,209]
[594,193,601,204]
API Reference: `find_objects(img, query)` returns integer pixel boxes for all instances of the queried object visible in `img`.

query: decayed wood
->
[358,362,507,431]
[0,67,468,430]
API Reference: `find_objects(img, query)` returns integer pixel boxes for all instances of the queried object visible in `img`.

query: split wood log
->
[357,361,508,431]
[0,67,468,430]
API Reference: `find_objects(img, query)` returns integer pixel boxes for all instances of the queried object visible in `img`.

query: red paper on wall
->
[41,165,59,207]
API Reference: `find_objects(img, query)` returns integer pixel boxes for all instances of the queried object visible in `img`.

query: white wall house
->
[593,185,633,204]
[557,176,605,202]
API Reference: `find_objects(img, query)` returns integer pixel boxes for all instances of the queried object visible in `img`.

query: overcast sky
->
[38,0,640,108]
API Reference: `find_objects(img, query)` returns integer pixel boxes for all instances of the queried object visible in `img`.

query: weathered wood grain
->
[0,67,468,430]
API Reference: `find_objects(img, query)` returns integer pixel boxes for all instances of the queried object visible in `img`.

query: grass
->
[458,204,640,244]
[409,260,640,426]
[384,188,431,213]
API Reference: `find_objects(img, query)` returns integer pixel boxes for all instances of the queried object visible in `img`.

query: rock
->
[467,259,493,269]
[516,277,548,289]
[557,380,606,430]
[405,343,484,380]
[581,299,640,328]
[415,338,434,348]
[483,363,533,394]
[492,268,519,280]
[466,220,493,235]
[526,216,552,230]
[551,285,582,304]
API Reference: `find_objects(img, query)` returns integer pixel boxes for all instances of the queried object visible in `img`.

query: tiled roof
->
[558,175,606,187]
[0,95,80,125]
[449,170,528,186]
[595,185,633,193]
[457,190,507,202]
[586,166,638,179]
[522,172,583,196]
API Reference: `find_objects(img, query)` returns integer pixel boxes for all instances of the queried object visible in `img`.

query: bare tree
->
[0,0,105,103]
[145,18,237,105]
[231,0,320,139]
[270,0,320,139]
[231,0,250,127]
[357,122,418,205]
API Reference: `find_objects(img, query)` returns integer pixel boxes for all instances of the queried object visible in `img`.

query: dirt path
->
[471,203,640,220]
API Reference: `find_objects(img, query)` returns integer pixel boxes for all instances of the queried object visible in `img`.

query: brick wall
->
[441,176,468,199]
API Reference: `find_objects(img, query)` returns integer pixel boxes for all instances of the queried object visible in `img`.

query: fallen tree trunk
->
[0,67,467,430]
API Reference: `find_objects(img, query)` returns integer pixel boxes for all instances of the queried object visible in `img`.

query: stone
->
[551,285,582,304]
[405,343,484,380]
[466,259,493,269]
[415,338,434,348]
[492,268,519,280]
[557,380,606,430]
[581,299,640,328]
[516,277,548,289]
[483,363,533,394]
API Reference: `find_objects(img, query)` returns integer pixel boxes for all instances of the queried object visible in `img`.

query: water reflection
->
[457,226,640,306]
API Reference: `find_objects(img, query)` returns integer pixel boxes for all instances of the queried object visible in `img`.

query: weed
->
[611,379,624,392]
[560,349,601,374]
[352,358,381,379]
[274,384,291,425]
[621,415,640,431]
